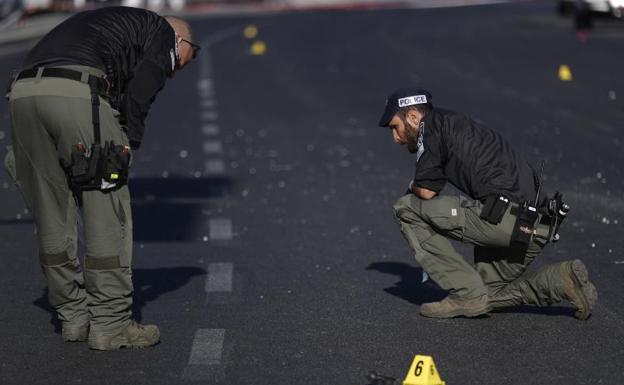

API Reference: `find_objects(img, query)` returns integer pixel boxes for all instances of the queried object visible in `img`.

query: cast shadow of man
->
[366,261,446,305]
[366,261,573,317]
[33,266,206,333]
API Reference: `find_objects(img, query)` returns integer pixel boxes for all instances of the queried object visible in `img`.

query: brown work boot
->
[561,259,597,320]
[420,294,491,318]
[88,321,160,350]
[62,321,89,342]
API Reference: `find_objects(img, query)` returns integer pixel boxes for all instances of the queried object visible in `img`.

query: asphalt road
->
[1,2,624,384]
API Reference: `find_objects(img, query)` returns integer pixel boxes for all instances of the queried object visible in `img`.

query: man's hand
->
[414,187,437,200]
[407,180,438,199]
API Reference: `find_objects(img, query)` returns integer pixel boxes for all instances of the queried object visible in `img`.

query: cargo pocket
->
[111,187,132,268]
[420,195,466,237]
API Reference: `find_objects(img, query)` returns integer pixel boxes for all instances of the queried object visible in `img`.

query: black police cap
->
[378,87,433,127]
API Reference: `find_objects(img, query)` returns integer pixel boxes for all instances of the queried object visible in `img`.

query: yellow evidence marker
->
[403,355,446,385]
[558,64,573,81]
[250,40,267,56]
[244,25,259,39]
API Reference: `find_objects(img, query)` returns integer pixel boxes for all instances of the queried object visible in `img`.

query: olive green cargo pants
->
[5,66,133,334]
[393,194,569,309]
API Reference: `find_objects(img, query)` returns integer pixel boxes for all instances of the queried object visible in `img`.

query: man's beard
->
[401,117,420,154]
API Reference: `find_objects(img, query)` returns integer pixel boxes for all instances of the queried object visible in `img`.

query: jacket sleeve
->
[413,132,447,193]
[120,23,175,149]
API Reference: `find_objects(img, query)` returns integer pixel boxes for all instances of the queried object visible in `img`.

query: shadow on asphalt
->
[367,261,576,319]
[129,176,235,242]
[33,266,206,333]
[132,266,206,322]
[129,176,234,200]
[366,261,446,305]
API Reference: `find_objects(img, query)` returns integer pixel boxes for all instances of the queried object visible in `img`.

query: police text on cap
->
[398,95,428,107]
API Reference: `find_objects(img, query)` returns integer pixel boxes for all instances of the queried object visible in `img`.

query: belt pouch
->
[480,196,510,225]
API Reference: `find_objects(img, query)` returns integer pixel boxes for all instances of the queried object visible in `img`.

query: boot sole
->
[88,331,160,351]
[88,337,160,350]
[568,260,598,320]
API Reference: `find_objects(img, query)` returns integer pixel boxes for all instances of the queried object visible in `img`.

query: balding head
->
[164,16,197,70]
[165,16,192,41]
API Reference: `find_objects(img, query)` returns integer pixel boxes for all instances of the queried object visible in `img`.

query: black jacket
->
[23,6,177,149]
[413,109,539,204]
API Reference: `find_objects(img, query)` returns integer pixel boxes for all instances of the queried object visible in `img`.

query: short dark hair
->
[397,104,432,119]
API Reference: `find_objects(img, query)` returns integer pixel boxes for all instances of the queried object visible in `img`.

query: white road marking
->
[206,263,234,293]
[188,329,225,365]
[201,99,217,108]
[204,159,225,175]
[202,124,219,136]
[201,110,219,121]
[202,140,223,154]
[199,89,214,99]
[209,218,232,241]
[197,78,213,90]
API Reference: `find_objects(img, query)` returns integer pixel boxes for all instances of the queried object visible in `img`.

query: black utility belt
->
[13,67,112,99]
[480,195,568,246]
[480,196,541,246]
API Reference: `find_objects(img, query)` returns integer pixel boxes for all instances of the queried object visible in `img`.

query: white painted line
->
[188,329,225,365]
[209,218,232,241]
[202,124,219,136]
[204,159,225,175]
[202,140,223,154]
[201,111,218,121]
[205,263,233,293]
[201,99,217,108]
[197,78,213,90]
[198,90,214,100]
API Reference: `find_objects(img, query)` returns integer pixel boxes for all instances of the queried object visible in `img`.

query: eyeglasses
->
[180,38,201,59]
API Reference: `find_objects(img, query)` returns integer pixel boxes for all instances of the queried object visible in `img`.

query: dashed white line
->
[201,99,217,108]
[182,328,227,380]
[202,140,223,154]
[205,263,234,293]
[201,110,219,121]
[200,99,217,108]
[196,78,213,90]
[209,218,232,241]
[204,159,225,175]
[202,124,219,136]
[188,329,225,365]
